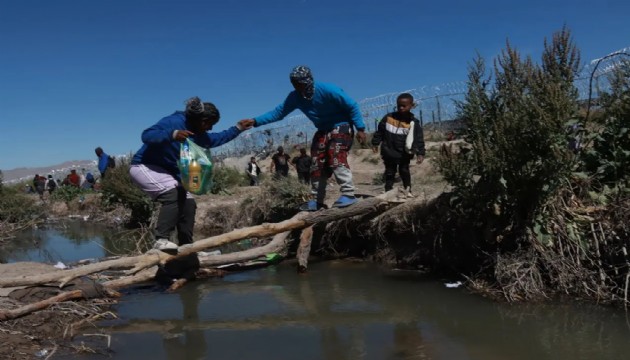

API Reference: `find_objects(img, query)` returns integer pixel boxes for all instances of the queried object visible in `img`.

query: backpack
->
[86,172,95,184]
[107,155,116,168]
[47,179,57,191]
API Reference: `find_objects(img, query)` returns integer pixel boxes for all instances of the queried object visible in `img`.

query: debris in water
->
[445,281,463,288]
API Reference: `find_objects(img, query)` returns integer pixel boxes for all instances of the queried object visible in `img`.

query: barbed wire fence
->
[214,46,629,160]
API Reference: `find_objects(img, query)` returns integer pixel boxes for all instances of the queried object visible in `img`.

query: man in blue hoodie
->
[247,66,366,210]
[129,97,254,251]
[95,147,112,179]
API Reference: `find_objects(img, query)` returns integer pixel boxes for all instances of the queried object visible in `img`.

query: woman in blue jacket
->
[130,97,253,251]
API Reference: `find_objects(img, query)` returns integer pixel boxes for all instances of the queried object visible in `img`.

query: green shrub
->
[0,186,44,223]
[436,27,581,240]
[100,158,154,226]
[240,176,310,223]
[210,165,249,194]
[581,59,630,197]
[49,184,93,204]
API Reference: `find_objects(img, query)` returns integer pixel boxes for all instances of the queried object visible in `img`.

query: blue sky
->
[1,0,628,170]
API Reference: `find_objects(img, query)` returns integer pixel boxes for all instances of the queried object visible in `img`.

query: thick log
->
[0,290,84,321]
[199,220,297,267]
[0,252,166,288]
[175,197,389,259]
[0,196,394,289]
[97,231,295,292]
[103,267,159,290]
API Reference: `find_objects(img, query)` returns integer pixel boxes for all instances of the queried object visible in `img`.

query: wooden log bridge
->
[0,192,403,321]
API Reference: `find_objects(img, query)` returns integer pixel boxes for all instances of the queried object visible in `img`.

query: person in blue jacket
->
[130,96,254,251]
[95,147,112,178]
[246,65,367,211]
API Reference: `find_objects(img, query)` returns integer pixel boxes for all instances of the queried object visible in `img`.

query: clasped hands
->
[174,119,256,142]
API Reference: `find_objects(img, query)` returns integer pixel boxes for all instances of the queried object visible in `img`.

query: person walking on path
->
[95,147,113,179]
[371,93,425,198]
[247,157,261,186]
[68,169,81,187]
[46,174,57,194]
[245,65,366,210]
[292,148,313,184]
[129,96,254,251]
[34,174,46,200]
[270,146,290,178]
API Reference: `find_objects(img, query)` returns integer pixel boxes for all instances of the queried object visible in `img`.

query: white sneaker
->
[405,187,415,198]
[153,239,178,251]
[397,187,407,200]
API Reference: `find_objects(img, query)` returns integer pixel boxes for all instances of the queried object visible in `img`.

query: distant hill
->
[1,160,98,184]
[2,154,131,184]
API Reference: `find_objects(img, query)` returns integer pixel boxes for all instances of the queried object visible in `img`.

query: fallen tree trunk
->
[199,225,295,267]
[0,195,397,290]
[103,267,159,290]
[0,290,84,321]
[175,197,391,258]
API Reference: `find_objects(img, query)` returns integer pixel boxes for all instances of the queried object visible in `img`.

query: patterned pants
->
[310,124,356,203]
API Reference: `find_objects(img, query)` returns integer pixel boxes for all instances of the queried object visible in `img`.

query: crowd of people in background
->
[25,146,115,200]
[255,146,314,185]
[27,168,97,198]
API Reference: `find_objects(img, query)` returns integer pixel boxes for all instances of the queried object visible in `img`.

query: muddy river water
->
[4,222,630,359]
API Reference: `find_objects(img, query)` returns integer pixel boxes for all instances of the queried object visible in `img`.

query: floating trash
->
[445,281,463,288]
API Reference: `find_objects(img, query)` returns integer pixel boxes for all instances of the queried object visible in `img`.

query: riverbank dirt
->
[0,141,453,359]
[0,263,116,359]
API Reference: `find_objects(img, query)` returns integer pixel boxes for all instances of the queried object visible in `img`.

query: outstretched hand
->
[238,119,256,130]
[356,130,367,145]
[174,130,195,142]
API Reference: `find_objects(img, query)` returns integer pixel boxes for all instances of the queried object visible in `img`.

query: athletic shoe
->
[153,239,178,251]
[397,187,408,200]
[299,200,326,211]
[405,187,415,198]
[332,195,358,208]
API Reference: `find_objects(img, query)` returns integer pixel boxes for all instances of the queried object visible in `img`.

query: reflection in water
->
[163,290,207,360]
[101,262,630,360]
[0,220,140,264]
[392,322,426,360]
[4,224,629,360]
